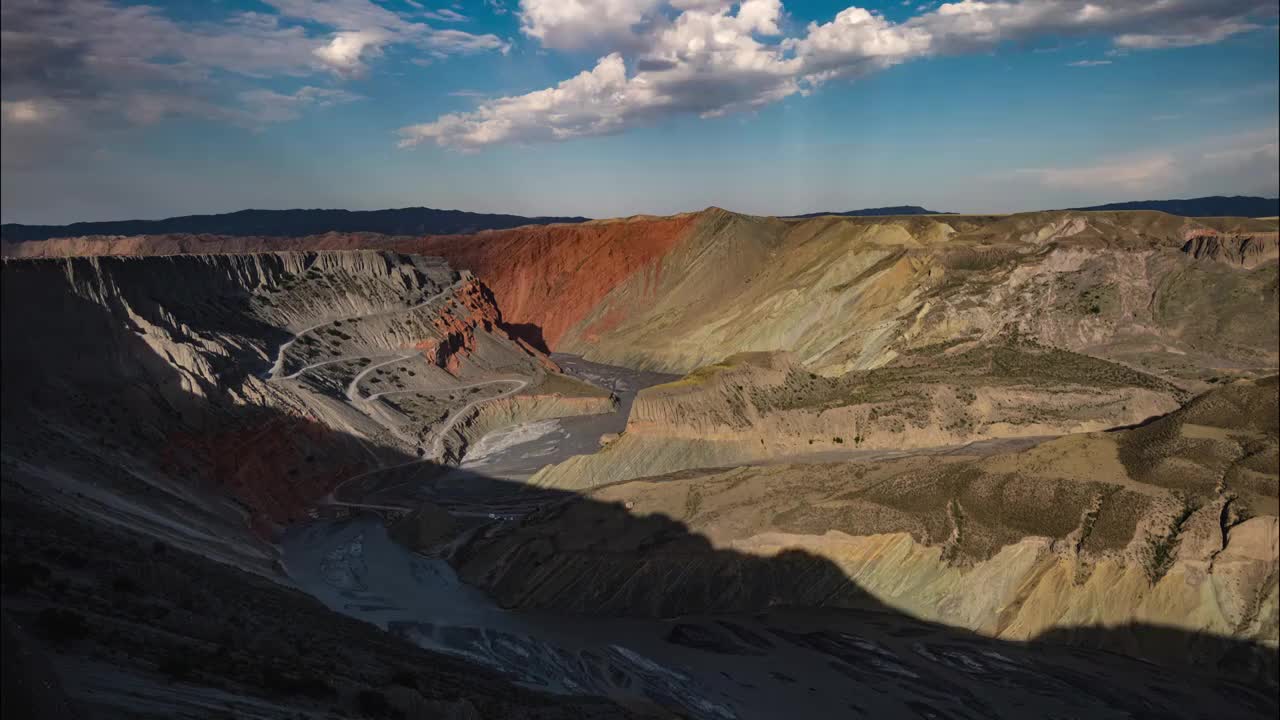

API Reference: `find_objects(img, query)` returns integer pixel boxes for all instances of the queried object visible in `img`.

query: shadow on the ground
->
[3,254,1278,720]
[502,322,551,354]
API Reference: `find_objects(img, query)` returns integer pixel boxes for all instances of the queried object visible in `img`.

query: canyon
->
[2,208,1278,719]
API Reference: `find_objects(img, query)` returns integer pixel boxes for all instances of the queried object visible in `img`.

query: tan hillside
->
[530,342,1185,491]
[454,377,1280,680]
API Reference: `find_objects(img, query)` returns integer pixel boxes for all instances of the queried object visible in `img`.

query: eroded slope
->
[454,378,1280,681]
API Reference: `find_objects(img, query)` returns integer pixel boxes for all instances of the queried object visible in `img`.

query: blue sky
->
[2,1,1277,223]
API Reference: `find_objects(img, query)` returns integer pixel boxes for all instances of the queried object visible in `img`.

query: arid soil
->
[3,209,1278,718]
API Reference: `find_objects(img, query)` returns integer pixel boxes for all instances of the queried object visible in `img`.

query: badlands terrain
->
[2,207,1278,718]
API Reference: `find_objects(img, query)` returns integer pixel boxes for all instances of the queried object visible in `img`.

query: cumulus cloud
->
[518,0,667,50]
[400,53,643,148]
[314,29,391,75]
[0,0,509,142]
[403,0,801,149]
[789,7,932,84]
[407,0,1276,150]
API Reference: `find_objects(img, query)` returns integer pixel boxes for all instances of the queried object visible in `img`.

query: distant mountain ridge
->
[784,205,951,218]
[0,206,591,242]
[1067,196,1279,217]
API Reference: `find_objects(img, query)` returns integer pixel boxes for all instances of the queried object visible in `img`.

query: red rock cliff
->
[414,215,697,350]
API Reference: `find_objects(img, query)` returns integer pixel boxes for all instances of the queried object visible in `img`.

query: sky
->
[1,1,1277,224]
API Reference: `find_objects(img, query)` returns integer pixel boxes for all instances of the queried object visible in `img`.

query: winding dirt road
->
[262,278,534,513]
[266,280,461,381]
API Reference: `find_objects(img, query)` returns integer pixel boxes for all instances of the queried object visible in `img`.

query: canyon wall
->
[0,251,587,554]
[456,377,1280,681]
[9,209,1275,392]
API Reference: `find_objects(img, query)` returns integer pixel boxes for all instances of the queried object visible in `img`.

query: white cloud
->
[423,8,469,22]
[403,1,802,149]
[1018,154,1178,192]
[1014,128,1280,197]
[265,0,508,75]
[914,0,1273,52]
[423,29,511,57]
[314,29,391,75]
[406,0,1276,150]
[400,53,643,148]
[1,99,63,124]
[0,0,512,178]
[789,7,932,84]
[1066,59,1111,67]
[518,0,666,50]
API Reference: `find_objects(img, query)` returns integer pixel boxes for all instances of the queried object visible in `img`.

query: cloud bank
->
[400,0,1277,150]
[0,0,508,156]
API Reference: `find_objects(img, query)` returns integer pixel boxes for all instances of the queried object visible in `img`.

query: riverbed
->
[281,355,1257,720]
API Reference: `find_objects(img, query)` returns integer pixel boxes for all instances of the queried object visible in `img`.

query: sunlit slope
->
[557,210,1279,384]
[457,377,1280,681]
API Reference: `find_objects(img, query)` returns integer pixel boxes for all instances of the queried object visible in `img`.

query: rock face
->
[454,378,1280,681]
[1182,232,1280,268]
[415,213,700,349]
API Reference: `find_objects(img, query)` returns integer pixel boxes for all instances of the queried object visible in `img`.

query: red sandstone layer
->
[414,215,697,349]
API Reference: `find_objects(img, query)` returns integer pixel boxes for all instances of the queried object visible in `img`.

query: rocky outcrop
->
[1181,232,1280,268]
[416,277,510,374]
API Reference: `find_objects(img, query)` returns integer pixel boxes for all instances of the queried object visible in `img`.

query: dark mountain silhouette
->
[0,206,590,242]
[1068,196,1279,217]
[784,205,951,218]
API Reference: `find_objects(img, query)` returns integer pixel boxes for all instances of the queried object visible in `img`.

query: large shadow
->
[3,254,1278,720]
[501,322,551,354]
